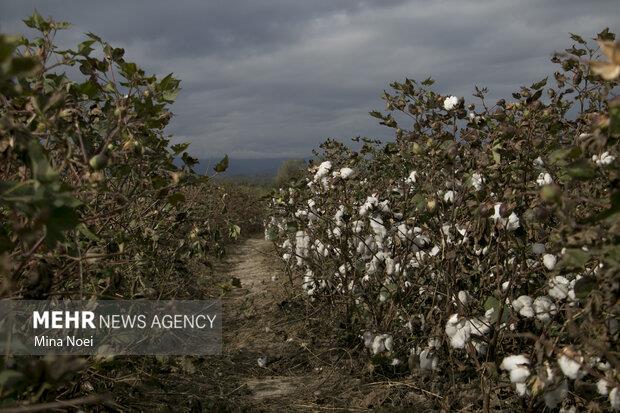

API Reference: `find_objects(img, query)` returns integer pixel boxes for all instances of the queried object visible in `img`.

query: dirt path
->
[220,237,305,405]
[192,236,421,412]
[209,236,363,412]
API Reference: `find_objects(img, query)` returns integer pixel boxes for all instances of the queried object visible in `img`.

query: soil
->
[98,236,433,412]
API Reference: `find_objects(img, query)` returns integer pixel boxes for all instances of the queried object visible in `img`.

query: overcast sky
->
[1,1,618,159]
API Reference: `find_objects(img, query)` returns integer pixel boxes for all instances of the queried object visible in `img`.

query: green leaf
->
[77,40,95,56]
[171,142,190,156]
[549,147,581,164]
[75,80,99,99]
[85,32,103,43]
[120,62,138,79]
[214,155,229,173]
[0,370,24,389]
[609,103,620,137]
[0,227,14,253]
[28,140,57,184]
[369,110,383,119]
[158,73,180,102]
[229,224,241,239]
[597,27,615,42]
[585,190,620,222]
[167,192,186,207]
[564,159,595,180]
[23,10,49,31]
[45,206,80,247]
[569,33,586,45]
[530,77,547,90]
[560,248,590,270]
[265,228,277,241]
[573,276,596,299]
[77,224,100,242]
[8,56,39,76]
[421,77,435,86]
[286,221,297,233]
[484,296,509,324]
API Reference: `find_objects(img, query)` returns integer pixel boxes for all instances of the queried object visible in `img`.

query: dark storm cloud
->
[1,0,618,158]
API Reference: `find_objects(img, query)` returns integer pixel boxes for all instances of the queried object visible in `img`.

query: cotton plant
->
[265,31,619,410]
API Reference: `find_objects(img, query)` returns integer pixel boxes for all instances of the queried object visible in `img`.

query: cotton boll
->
[532,243,546,255]
[533,296,557,322]
[597,378,612,396]
[457,290,470,305]
[362,331,374,348]
[543,254,557,270]
[610,387,620,410]
[384,335,394,351]
[257,356,268,368]
[468,318,491,336]
[491,203,503,222]
[442,224,453,243]
[369,215,387,239]
[592,151,615,166]
[443,190,455,203]
[428,338,440,348]
[473,340,487,355]
[385,257,395,275]
[471,172,484,191]
[371,335,385,355]
[405,170,417,184]
[413,234,430,247]
[536,172,553,186]
[445,314,460,338]
[314,161,332,181]
[445,314,471,349]
[515,383,529,397]
[512,295,535,318]
[510,366,531,383]
[597,360,612,371]
[339,167,355,179]
[419,349,439,371]
[500,355,530,372]
[359,195,379,216]
[378,199,390,213]
[396,223,409,241]
[443,95,459,111]
[352,220,364,234]
[391,358,401,366]
[558,351,585,380]
[334,205,345,226]
[548,276,570,300]
[506,212,520,231]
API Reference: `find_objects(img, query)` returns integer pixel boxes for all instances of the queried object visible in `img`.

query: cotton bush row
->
[267,32,619,411]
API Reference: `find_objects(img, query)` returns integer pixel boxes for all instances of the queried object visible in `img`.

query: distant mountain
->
[194,157,308,178]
